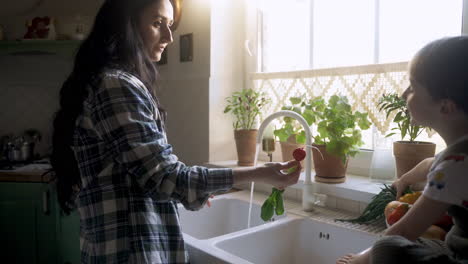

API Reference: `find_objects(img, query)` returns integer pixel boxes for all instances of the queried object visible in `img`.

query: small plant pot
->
[393,141,436,179]
[234,129,258,166]
[312,144,348,183]
[279,135,305,171]
[279,135,304,161]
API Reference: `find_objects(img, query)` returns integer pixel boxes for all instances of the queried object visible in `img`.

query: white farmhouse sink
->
[179,197,286,240]
[215,217,379,264]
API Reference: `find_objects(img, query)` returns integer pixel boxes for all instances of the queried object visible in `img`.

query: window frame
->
[257,0,468,73]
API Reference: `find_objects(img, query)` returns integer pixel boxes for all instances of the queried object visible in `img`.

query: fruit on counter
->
[434,213,453,232]
[421,225,447,241]
[336,184,413,224]
[386,202,411,226]
[384,201,408,220]
[398,191,422,204]
[261,148,306,221]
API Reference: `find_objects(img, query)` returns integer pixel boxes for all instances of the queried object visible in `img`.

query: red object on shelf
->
[24,16,50,39]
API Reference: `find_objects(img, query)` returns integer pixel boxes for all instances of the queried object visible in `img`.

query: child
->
[337,36,468,264]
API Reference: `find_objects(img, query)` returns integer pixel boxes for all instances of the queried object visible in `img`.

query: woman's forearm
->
[232,168,256,184]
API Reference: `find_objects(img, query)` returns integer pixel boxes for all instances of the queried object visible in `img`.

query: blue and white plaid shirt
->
[72,69,233,263]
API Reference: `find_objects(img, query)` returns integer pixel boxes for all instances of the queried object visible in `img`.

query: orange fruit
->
[421,225,447,241]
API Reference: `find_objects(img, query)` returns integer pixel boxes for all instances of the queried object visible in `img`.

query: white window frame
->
[257,0,468,72]
[246,0,468,178]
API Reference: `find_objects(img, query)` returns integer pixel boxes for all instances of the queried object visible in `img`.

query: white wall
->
[157,0,212,165]
[463,0,468,35]
[159,0,249,165]
[209,0,247,162]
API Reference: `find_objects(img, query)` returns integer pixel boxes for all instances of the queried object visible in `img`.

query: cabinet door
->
[0,183,57,264]
[0,199,38,263]
[57,210,80,264]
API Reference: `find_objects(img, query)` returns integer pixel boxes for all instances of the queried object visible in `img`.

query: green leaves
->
[313,95,370,162]
[377,93,427,142]
[273,95,371,162]
[260,188,285,221]
[224,89,270,130]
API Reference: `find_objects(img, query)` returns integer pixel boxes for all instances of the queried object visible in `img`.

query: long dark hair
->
[52,0,171,214]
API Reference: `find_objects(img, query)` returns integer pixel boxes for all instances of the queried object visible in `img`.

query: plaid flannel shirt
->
[72,69,233,263]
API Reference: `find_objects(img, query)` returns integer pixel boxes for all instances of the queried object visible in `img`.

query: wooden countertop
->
[0,170,52,183]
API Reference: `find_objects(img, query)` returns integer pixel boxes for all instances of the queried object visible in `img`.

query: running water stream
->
[247,143,260,228]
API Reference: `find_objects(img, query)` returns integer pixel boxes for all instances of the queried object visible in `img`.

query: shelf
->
[0,40,81,57]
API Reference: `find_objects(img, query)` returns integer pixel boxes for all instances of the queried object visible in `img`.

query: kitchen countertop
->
[0,163,52,183]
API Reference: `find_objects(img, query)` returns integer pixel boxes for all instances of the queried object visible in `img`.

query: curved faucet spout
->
[256,110,317,211]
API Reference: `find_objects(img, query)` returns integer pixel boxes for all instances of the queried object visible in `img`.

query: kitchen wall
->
[0,0,102,40]
[0,0,103,156]
[148,0,247,165]
[0,0,246,165]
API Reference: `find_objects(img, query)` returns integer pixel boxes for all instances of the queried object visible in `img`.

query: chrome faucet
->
[255,110,319,211]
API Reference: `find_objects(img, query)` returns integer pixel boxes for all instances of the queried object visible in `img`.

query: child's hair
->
[410,36,468,115]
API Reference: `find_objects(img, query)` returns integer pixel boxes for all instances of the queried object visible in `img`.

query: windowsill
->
[206,160,388,204]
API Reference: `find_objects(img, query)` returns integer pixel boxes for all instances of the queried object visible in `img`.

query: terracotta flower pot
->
[234,129,258,166]
[393,141,436,179]
[312,144,348,183]
[279,135,305,171]
[279,135,305,161]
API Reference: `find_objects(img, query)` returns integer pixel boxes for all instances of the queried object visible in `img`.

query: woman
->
[51,0,301,263]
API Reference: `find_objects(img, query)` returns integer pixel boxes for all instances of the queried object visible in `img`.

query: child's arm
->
[392,157,434,199]
[384,194,450,240]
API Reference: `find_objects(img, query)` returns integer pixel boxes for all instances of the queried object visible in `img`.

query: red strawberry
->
[293,148,306,161]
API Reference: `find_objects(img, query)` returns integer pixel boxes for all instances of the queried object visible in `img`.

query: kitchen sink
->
[215,217,379,264]
[179,196,286,240]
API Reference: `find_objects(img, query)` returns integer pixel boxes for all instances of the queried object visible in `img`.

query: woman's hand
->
[260,160,302,189]
[233,160,301,189]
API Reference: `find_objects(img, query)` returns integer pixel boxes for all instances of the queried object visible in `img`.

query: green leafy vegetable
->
[261,188,285,221]
[335,184,413,224]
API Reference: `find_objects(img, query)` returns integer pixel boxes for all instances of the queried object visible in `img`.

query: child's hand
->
[392,178,409,200]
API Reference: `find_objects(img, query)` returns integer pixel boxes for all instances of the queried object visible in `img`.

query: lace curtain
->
[251,62,409,136]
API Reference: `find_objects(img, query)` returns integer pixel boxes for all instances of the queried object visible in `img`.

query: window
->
[260,0,463,72]
[255,0,464,153]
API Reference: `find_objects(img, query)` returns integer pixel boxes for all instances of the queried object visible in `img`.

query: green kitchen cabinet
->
[0,182,58,263]
[57,210,80,264]
[0,182,80,264]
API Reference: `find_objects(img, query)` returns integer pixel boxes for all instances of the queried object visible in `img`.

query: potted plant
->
[224,88,270,166]
[308,95,371,183]
[273,96,312,162]
[378,93,436,178]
